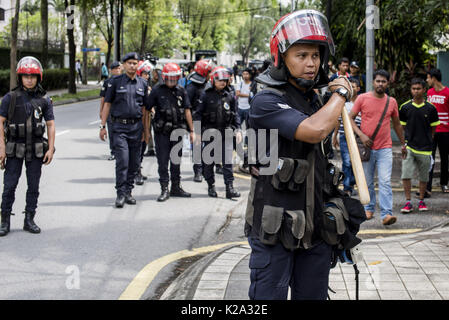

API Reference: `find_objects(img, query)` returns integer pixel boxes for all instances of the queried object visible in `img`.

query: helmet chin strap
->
[287,68,320,92]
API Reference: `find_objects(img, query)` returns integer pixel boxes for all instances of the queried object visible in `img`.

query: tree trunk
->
[66,0,76,94]
[41,0,49,68]
[81,1,88,85]
[10,0,21,90]
[140,21,148,56]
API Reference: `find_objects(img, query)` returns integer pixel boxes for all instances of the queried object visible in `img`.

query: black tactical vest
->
[245,85,327,250]
[153,85,187,135]
[201,88,234,131]
[5,89,47,161]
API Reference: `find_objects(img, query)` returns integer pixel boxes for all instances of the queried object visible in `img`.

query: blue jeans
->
[339,134,355,192]
[362,148,393,220]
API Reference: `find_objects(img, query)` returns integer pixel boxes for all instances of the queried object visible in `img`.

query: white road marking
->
[89,120,101,125]
[56,130,70,137]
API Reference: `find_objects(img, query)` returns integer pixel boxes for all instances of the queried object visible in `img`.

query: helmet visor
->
[17,56,43,75]
[212,69,230,81]
[272,10,335,56]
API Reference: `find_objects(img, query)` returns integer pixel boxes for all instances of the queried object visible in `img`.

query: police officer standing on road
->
[100,52,149,208]
[0,56,55,236]
[99,61,122,161]
[146,63,195,202]
[194,66,242,199]
[186,59,214,182]
[244,10,365,300]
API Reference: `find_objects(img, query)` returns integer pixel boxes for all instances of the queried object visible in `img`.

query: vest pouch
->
[288,159,310,192]
[18,124,25,138]
[35,142,44,158]
[320,203,347,246]
[34,122,45,137]
[8,124,17,138]
[259,205,283,245]
[15,143,25,158]
[154,119,165,133]
[5,142,15,157]
[279,210,305,250]
[209,112,217,123]
[162,122,173,135]
[270,158,295,191]
[165,108,173,122]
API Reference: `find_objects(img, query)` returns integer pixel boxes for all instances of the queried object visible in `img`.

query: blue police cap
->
[110,61,121,69]
[122,52,139,63]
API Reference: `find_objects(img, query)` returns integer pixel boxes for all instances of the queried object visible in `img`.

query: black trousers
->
[248,237,332,300]
[1,157,43,214]
[154,132,183,185]
[427,132,449,191]
[202,136,234,185]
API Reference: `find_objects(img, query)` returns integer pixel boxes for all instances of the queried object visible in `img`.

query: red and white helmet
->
[137,60,153,77]
[210,66,230,85]
[17,56,43,82]
[162,63,182,83]
[194,59,214,78]
[270,10,335,68]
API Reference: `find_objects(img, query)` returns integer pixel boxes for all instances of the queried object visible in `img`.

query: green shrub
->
[0,68,69,96]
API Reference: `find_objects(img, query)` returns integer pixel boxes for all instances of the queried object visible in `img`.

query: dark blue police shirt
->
[104,73,148,119]
[147,84,191,123]
[0,89,54,121]
[249,85,312,141]
[100,75,120,98]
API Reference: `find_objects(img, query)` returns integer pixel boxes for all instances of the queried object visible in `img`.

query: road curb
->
[52,95,100,106]
[159,243,242,300]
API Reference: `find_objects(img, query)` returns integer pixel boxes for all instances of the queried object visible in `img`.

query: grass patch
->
[50,88,101,102]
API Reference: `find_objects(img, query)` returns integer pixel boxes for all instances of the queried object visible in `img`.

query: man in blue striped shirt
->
[332,78,361,196]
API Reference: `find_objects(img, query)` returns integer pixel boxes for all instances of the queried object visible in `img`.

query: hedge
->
[0,68,69,96]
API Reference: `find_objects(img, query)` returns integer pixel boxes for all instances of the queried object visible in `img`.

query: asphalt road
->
[0,98,248,300]
[0,98,448,300]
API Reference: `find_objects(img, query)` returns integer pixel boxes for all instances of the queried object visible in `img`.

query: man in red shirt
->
[426,68,449,194]
[349,69,406,226]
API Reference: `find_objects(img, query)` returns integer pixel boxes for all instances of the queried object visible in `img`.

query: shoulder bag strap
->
[370,96,390,141]
[7,91,17,124]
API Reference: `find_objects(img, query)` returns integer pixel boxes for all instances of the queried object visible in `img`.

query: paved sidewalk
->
[163,224,449,300]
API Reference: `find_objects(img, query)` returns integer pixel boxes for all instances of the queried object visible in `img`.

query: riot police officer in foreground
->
[100,52,149,208]
[186,59,214,183]
[99,61,122,161]
[194,66,242,199]
[146,63,195,202]
[0,56,55,236]
[245,10,365,300]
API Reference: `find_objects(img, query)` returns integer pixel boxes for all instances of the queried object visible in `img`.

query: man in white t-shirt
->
[236,68,252,172]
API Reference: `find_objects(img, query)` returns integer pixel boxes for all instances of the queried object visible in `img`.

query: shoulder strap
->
[7,91,17,124]
[262,86,286,97]
[371,96,390,141]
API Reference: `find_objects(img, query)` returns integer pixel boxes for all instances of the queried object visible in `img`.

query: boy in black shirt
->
[399,78,440,213]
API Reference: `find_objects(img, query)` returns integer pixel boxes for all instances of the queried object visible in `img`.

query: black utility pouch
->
[209,112,216,123]
[34,123,45,137]
[5,142,15,157]
[259,205,283,246]
[35,142,44,158]
[163,122,173,135]
[279,210,306,250]
[18,124,25,138]
[8,124,17,137]
[287,159,310,192]
[271,158,295,191]
[15,143,25,158]
[321,199,348,246]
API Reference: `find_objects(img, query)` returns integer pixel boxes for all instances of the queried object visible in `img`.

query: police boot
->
[207,182,217,198]
[135,169,144,186]
[23,211,41,234]
[0,212,12,237]
[194,172,203,183]
[115,194,126,208]
[170,182,191,198]
[157,183,170,202]
[226,183,240,199]
[125,193,136,205]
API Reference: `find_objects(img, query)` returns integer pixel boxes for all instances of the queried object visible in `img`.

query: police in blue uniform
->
[146,63,195,202]
[194,66,242,199]
[244,10,365,300]
[100,61,122,161]
[100,52,148,208]
[0,56,55,236]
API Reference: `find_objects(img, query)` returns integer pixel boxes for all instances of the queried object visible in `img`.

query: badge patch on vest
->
[34,107,42,119]
[177,96,183,107]
[223,102,230,110]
